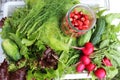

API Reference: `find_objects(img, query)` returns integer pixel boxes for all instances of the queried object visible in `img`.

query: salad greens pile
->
[0,0,120,80]
[1,0,80,80]
[90,11,120,79]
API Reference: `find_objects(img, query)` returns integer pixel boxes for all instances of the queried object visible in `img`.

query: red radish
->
[80,56,91,65]
[102,57,112,66]
[76,63,85,72]
[72,42,94,56]
[82,48,93,56]
[82,42,94,55]
[85,42,94,49]
[86,63,96,72]
[94,68,106,79]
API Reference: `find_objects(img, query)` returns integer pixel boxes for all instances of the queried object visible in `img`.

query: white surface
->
[0,29,5,63]
[0,0,120,79]
[109,0,120,13]
[80,0,110,10]
[62,73,92,79]
[3,1,25,17]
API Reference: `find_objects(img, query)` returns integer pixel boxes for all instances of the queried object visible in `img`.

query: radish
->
[84,42,94,49]
[80,56,91,65]
[102,57,112,66]
[76,63,85,72]
[72,42,94,56]
[86,63,96,72]
[94,68,106,79]
[82,42,94,56]
[82,47,93,56]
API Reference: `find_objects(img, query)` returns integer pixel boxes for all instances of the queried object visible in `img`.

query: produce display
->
[0,0,120,80]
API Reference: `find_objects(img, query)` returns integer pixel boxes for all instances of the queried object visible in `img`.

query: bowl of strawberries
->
[62,4,96,37]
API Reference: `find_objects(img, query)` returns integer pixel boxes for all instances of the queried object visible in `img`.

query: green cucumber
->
[78,30,92,47]
[90,17,106,45]
[2,39,21,61]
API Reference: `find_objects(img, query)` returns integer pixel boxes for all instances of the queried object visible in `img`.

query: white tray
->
[3,1,25,17]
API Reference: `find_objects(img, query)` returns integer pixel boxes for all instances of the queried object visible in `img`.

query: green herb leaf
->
[105,66,118,79]
[105,13,120,24]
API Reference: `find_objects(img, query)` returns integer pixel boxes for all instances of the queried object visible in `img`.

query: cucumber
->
[90,17,106,45]
[78,30,92,47]
[2,39,21,61]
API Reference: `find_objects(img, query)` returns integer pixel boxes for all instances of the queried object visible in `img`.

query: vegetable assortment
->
[0,0,120,80]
